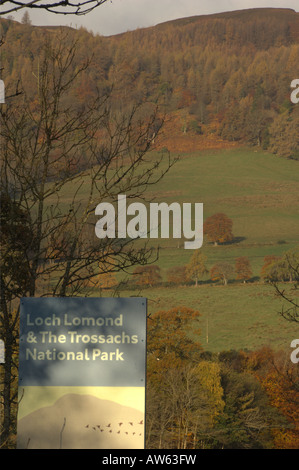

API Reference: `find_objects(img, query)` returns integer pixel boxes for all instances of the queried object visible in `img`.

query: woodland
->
[0,8,299,449]
[1,8,299,160]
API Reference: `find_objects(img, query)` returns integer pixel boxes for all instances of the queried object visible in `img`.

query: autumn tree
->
[146,306,204,448]
[246,348,299,449]
[133,265,162,288]
[147,362,225,449]
[260,255,281,282]
[186,250,208,286]
[87,272,117,290]
[235,256,253,283]
[268,108,299,160]
[215,354,275,449]
[270,250,299,323]
[203,213,234,246]
[166,265,190,285]
[147,307,202,366]
[210,262,234,286]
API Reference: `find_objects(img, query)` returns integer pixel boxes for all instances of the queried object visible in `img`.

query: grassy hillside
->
[90,147,299,353]
[147,147,299,245]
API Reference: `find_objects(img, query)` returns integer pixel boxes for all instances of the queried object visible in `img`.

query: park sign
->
[17,297,147,449]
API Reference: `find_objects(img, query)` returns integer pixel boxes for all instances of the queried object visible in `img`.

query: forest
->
[0,8,298,449]
[1,7,299,160]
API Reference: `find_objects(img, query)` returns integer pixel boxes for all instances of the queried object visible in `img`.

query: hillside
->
[1,8,299,157]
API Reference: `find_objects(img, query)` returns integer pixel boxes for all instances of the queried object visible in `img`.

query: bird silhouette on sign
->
[85,425,89,428]
[129,422,133,426]
[106,423,111,427]
[138,420,143,425]
[118,422,123,426]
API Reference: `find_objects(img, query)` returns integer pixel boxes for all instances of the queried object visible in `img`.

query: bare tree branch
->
[0,30,173,446]
[271,251,299,323]
[0,1,110,16]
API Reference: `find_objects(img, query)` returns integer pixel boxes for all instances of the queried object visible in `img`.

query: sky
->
[1,0,299,36]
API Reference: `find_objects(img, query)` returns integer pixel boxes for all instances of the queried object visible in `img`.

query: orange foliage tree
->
[146,307,227,449]
[166,265,190,285]
[260,255,281,281]
[235,256,253,282]
[133,265,162,287]
[147,306,202,367]
[203,213,234,246]
[246,347,299,449]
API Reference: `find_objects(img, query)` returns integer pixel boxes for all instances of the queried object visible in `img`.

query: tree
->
[147,307,202,366]
[268,108,299,160]
[186,250,208,286]
[166,265,190,285]
[246,348,299,448]
[87,272,117,290]
[21,11,31,25]
[210,262,234,286]
[146,362,224,449]
[203,213,234,246]
[215,359,274,449]
[133,265,162,288]
[0,32,172,447]
[146,306,204,448]
[235,256,252,283]
[260,255,281,282]
[0,1,109,16]
[270,250,299,323]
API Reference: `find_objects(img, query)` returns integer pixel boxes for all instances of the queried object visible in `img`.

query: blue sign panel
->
[19,297,147,387]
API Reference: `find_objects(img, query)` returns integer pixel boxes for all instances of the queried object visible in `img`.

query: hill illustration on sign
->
[17,392,144,449]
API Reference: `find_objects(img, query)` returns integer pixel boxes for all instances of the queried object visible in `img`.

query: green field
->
[128,147,299,272]
[62,147,299,353]
[105,282,296,353]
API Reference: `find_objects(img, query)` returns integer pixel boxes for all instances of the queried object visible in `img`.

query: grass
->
[98,281,296,353]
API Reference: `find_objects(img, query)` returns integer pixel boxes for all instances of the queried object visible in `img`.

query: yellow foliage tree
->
[186,250,208,286]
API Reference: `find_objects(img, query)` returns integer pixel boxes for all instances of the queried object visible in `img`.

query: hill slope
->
[1,8,299,155]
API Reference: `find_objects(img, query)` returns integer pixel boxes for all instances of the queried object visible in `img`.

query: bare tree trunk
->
[0,31,173,447]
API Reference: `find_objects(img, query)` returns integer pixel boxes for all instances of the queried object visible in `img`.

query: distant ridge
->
[155,7,298,28]
[111,8,299,39]
[1,7,299,41]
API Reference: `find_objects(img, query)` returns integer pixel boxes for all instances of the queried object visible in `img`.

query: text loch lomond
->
[26,313,124,327]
